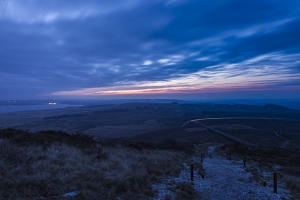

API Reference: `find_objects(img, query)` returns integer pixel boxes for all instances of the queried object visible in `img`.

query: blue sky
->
[0,0,300,100]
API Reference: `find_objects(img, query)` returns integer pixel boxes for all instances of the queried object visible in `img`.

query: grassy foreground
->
[0,129,193,200]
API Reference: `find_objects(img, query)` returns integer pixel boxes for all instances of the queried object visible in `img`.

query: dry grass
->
[0,129,186,200]
[284,175,300,199]
[174,181,197,200]
[162,181,198,200]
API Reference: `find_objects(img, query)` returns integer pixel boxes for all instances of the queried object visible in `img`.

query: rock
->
[62,191,79,198]
[272,165,284,171]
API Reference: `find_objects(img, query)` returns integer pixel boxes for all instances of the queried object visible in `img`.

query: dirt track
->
[194,146,292,199]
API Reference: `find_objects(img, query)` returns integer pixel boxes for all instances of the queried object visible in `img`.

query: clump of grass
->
[185,160,205,177]
[0,129,185,199]
[245,167,264,183]
[175,181,198,200]
[0,128,97,148]
[284,175,300,199]
[195,163,205,176]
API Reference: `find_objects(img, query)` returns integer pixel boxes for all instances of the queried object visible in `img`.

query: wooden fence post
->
[191,164,194,181]
[273,173,277,193]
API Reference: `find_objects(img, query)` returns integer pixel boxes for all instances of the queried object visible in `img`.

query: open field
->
[1,103,300,150]
[133,127,231,144]
[0,103,196,136]
[0,103,189,138]
[84,122,160,138]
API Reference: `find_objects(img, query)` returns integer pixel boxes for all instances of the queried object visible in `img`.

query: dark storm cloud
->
[217,18,300,63]
[0,0,300,99]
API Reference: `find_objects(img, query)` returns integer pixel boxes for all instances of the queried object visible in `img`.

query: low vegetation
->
[0,129,190,199]
[43,114,88,120]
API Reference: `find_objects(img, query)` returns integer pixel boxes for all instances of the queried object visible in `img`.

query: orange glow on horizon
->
[47,84,299,97]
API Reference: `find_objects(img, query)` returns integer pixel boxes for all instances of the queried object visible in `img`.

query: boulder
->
[62,191,79,198]
[272,165,284,171]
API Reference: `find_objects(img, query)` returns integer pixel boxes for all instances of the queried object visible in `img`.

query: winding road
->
[269,119,292,148]
[181,117,283,146]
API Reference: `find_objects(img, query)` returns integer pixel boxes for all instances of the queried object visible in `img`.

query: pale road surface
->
[181,117,279,128]
[269,119,292,148]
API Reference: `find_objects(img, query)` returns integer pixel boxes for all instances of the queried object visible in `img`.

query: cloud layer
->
[0,0,300,99]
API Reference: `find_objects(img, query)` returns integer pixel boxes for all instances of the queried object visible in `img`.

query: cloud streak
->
[50,52,300,96]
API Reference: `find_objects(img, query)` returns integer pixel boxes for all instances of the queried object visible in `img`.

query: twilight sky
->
[1,0,300,100]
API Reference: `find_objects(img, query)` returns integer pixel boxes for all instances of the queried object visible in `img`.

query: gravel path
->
[153,145,293,200]
[193,146,292,200]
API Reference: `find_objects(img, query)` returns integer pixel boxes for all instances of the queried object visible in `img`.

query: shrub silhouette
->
[0,128,107,159]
